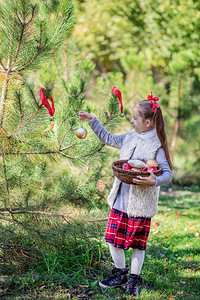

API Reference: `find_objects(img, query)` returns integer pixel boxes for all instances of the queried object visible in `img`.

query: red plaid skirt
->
[105,208,151,250]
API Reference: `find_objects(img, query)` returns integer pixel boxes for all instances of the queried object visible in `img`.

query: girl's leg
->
[99,244,128,288]
[126,248,145,296]
[131,248,145,274]
[109,243,126,268]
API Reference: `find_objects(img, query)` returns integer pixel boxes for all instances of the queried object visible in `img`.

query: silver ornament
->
[75,125,87,139]
[49,116,54,121]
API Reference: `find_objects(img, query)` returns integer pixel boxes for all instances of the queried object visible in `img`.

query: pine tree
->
[0,0,123,272]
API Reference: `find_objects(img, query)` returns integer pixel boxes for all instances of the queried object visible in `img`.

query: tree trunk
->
[171,75,182,158]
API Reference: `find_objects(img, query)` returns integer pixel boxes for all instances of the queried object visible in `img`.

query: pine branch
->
[0,225,18,236]
[0,10,15,128]
[0,215,13,223]
[52,51,62,80]
[17,91,24,119]
[7,211,42,235]
[0,211,108,223]
[48,8,73,47]
[7,12,15,69]
[60,142,80,151]
[103,112,117,126]
[11,25,44,73]
[7,91,24,137]
[6,150,58,155]
[23,105,43,125]
[3,144,105,159]
[0,71,11,129]
[10,22,25,69]
[7,104,43,138]
[11,6,35,69]
[59,144,105,159]
[64,39,68,82]
[25,83,40,108]
[87,218,107,223]
[58,125,73,150]
[17,5,36,25]
[77,172,93,188]
[0,61,6,71]
[0,242,41,255]
[0,126,12,148]
[0,210,69,222]
[0,145,9,196]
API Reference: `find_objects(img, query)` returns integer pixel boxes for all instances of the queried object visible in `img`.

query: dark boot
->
[99,266,129,289]
[126,273,143,296]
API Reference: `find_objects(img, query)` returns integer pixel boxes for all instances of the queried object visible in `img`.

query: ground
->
[0,189,199,299]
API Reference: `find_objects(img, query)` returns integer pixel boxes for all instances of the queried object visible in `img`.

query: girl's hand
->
[79,111,93,122]
[132,170,156,186]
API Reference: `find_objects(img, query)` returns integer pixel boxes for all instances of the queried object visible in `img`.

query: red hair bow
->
[40,88,55,116]
[147,91,160,112]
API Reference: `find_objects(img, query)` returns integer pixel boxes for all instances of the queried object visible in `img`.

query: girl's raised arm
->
[79,111,127,149]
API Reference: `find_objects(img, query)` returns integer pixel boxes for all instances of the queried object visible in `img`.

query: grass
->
[0,189,199,299]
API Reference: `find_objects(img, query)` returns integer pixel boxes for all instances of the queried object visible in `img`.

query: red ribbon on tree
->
[40,88,55,117]
[147,91,160,112]
[111,87,124,116]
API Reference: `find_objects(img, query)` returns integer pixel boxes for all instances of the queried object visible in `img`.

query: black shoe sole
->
[99,281,127,289]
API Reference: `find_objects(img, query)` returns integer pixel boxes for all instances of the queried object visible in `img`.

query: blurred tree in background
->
[73,0,200,184]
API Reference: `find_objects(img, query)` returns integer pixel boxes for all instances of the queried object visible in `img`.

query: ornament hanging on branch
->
[75,123,87,139]
[111,86,125,117]
[40,87,55,121]
[40,87,58,133]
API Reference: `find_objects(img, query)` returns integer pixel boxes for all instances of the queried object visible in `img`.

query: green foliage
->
[0,190,199,299]
[0,0,74,72]
[73,0,200,71]
[0,0,124,280]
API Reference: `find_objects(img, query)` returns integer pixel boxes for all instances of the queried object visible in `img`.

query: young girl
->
[79,93,172,296]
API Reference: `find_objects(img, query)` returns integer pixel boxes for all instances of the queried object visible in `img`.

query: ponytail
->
[137,100,172,170]
[155,108,172,170]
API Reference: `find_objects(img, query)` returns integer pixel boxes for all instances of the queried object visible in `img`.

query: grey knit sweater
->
[89,116,172,215]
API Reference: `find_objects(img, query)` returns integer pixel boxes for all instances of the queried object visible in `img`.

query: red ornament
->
[111,87,124,117]
[145,166,157,172]
[122,163,132,170]
[40,88,55,118]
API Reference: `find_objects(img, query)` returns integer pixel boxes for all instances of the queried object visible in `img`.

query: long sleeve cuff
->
[88,116,98,126]
[153,172,173,187]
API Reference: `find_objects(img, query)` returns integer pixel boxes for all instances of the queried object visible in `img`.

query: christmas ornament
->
[111,86,124,117]
[145,166,157,172]
[40,87,55,121]
[42,123,59,134]
[49,116,54,121]
[75,124,87,139]
[40,87,58,133]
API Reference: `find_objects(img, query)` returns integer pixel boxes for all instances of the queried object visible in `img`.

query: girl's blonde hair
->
[137,100,172,170]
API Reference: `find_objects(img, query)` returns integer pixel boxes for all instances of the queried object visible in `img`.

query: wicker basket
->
[112,159,162,184]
